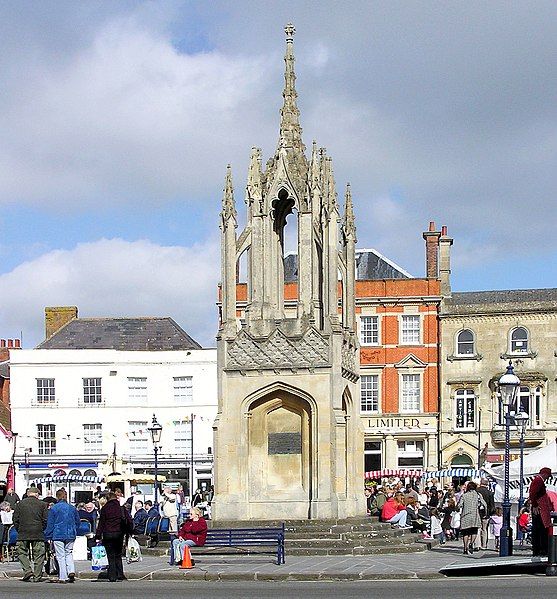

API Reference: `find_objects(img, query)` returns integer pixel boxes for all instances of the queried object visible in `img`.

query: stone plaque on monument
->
[268,432,302,454]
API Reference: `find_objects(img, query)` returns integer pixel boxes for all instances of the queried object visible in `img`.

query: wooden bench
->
[197,524,286,565]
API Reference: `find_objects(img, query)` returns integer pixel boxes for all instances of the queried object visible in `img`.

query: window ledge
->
[447,353,483,362]
[500,351,537,360]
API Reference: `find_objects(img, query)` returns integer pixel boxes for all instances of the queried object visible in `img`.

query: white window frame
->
[359,316,379,346]
[83,423,103,453]
[127,377,148,404]
[173,420,191,454]
[36,378,56,404]
[360,374,379,413]
[516,385,542,427]
[128,421,149,453]
[454,389,476,430]
[37,424,56,455]
[83,377,103,405]
[401,315,420,345]
[456,329,475,356]
[173,376,193,403]
[510,327,529,354]
[400,373,421,413]
[396,439,424,468]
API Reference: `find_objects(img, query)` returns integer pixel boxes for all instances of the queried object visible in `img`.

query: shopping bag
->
[126,536,142,563]
[91,544,109,571]
[450,511,461,529]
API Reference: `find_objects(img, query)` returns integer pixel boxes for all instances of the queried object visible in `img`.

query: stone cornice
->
[440,311,557,321]
[446,353,483,362]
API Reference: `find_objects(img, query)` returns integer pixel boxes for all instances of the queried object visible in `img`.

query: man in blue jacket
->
[44,489,81,584]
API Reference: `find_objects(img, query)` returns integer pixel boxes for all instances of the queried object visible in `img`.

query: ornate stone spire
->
[246,147,262,208]
[343,182,357,242]
[279,23,304,153]
[220,164,237,227]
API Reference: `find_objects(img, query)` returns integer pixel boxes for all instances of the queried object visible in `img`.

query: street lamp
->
[148,414,163,506]
[514,411,529,513]
[498,361,520,557]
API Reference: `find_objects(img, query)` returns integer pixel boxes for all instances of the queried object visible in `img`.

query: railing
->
[78,396,106,407]
[30,397,58,407]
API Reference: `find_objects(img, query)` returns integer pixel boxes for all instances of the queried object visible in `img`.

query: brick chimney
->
[422,221,441,278]
[45,306,78,340]
[439,225,453,296]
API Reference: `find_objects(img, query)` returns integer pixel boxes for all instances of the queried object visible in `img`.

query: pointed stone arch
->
[243,382,315,518]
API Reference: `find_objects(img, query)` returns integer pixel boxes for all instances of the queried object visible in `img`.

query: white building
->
[9,308,217,500]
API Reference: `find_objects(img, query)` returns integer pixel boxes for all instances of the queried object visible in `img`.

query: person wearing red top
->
[171,507,208,565]
[381,493,410,528]
[529,467,552,556]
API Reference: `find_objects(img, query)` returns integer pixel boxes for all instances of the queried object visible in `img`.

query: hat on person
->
[540,467,552,477]
[26,486,40,495]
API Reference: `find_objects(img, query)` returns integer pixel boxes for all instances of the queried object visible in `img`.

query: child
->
[430,508,445,544]
[489,507,503,550]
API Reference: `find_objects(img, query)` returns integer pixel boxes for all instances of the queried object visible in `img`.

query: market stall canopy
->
[105,473,166,484]
[365,469,423,479]
[486,440,557,483]
[34,474,103,485]
[422,468,484,479]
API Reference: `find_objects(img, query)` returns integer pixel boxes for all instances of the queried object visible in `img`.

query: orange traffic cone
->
[179,544,194,569]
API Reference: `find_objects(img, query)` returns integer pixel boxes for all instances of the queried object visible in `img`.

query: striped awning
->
[365,469,423,479]
[33,474,103,485]
[422,468,484,479]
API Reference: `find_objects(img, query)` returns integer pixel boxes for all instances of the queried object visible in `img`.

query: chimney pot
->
[0,339,5,348]
[14,339,21,348]
[429,221,436,231]
[441,225,448,235]
[7,339,13,348]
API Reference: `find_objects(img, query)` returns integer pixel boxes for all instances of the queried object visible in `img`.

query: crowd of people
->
[0,483,209,583]
[364,472,548,556]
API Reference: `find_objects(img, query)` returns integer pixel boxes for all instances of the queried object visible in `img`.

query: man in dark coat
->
[529,467,552,556]
[477,478,495,549]
[4,487,20,508]
[13,486,48,582]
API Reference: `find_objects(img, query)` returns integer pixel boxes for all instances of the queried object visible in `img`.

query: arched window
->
[511,327,528,353]
[456,329,475,355]
[69,469,82,477]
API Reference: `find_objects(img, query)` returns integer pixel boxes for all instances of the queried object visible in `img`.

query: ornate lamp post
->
[148,414,163,507]
[514,411,529,512]
[498,361,520,557]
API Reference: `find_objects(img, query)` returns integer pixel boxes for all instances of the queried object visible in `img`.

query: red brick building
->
[231,223,447,477]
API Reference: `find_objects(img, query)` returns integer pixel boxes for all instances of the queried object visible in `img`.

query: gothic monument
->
[213,24,363,520]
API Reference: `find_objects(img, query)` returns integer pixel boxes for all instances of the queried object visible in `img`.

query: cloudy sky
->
[1,1,556,348]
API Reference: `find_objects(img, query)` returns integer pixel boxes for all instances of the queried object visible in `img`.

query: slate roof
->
[37,317,202,351]
[0,361,8,378]
[283,249,412,283]
[443,288,557,316]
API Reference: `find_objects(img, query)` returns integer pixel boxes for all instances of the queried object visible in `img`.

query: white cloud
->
[0,14,274,208]
[0,238,220,348]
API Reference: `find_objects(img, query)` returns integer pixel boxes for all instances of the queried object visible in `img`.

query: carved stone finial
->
[285,22,296,41]
[246,147,262,205]
[343,182,357,241]
[221,164,237,226]
[278,22,304,155]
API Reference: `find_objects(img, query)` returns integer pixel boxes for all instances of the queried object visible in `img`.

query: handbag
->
[450,511,461,529]
[91,544,109,571]
[126,536,142,563]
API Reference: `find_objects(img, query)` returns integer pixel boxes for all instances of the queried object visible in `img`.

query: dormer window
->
[510,327,529,353]
[456,329,475,356]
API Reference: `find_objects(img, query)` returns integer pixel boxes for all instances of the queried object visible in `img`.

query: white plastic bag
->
[450,510,461,529]
[91,544,109,570]
[126,536,142,563]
